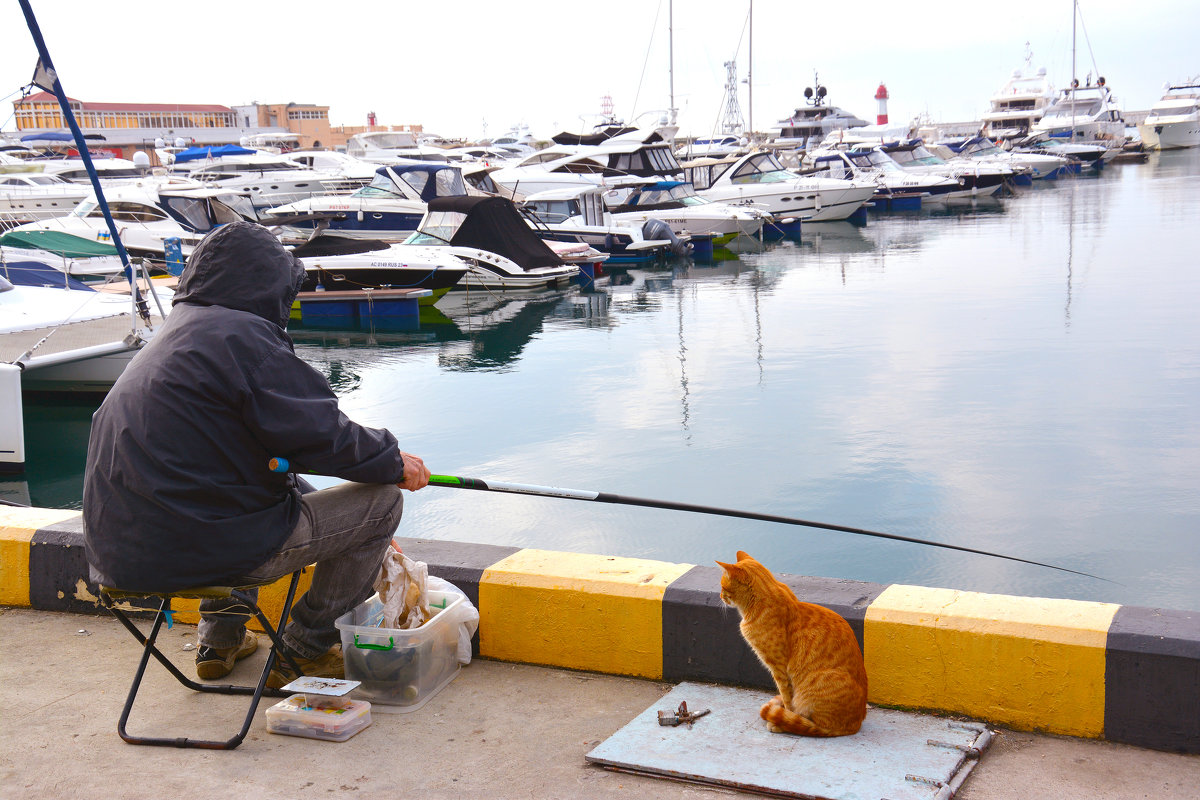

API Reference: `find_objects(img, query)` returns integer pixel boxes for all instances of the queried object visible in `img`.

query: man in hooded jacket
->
[83,221,430,686]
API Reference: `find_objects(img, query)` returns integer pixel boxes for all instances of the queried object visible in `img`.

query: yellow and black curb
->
[3,506,1197,754]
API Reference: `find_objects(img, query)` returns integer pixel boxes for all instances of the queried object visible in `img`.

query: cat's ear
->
[736,550,752,562]
[716,559,747,581]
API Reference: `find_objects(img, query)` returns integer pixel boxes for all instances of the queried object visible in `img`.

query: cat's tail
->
[760,698,861,738]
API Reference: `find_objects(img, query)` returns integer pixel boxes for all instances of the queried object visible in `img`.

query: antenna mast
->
[720,61,746,135]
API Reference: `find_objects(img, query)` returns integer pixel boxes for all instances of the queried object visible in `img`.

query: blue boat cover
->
[173,144,257,163]
[20,131,73,142]
[1,259,96,291]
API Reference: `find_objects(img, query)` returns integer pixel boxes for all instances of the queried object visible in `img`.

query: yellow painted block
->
[480,549,694,679]
[0,507,80,607]
[864,584,1119,737]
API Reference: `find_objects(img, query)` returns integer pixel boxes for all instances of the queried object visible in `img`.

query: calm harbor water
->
[15,148,1200,611]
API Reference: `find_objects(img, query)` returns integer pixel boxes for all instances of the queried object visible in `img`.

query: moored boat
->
[405,195,581,290]
[981,46,1057,140]
[683,150,875,223]
[1138,81,1200,150]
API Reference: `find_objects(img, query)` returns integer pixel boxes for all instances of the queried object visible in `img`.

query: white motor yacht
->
[683,150,875,223]
[877,140,1016,197]
[0,273,167,389]
[7,179,258,266]
[36,156,149,184]
[1028,77,1127,147]
[403,195,581,290]
[173,145,368,212]
[345,131,452,164]
[935,136,1071,181]
[263,163,473,243]
[282,149,381,183]
[801,148,962,206]
[1,228,128,280]
[1138,81,1200,150]
[602,180,767,244]
[488,128,684,201]
[981,48,1057,140]
[767,78,869,151]
[675,135,746,160]
[520,186,682,262]
[0,173,89,227]
[1,265,170,473]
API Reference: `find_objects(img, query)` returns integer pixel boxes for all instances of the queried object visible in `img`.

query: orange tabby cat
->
[717,550,868,737]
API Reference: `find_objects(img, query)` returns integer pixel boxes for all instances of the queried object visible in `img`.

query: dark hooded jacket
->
[83,222,405,591]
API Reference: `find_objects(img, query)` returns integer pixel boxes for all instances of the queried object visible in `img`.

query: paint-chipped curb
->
[1,506,1196,754]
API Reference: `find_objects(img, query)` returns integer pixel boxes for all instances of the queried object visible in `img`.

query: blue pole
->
[17,0,149,322]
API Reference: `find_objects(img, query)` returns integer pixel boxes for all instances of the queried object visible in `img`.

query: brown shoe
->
[266,644,344,689]
[195,630,258,680]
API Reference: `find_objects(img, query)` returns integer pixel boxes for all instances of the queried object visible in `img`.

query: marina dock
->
[1,504,1197,797]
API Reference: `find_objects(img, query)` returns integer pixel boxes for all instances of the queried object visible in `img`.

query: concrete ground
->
[2,608,1197,800]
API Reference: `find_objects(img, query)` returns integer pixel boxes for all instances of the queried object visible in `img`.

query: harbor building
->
[9,92,427,161]
[11,93,332,160]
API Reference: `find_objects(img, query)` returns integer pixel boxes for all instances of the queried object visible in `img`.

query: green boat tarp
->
[0,229,119,258]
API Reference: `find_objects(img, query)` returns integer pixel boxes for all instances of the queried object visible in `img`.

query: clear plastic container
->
[334,590,463,712]
[265,694,372,742]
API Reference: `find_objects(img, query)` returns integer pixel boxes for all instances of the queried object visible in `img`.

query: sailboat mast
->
[748,0,753,139]
[669,0,677,131]
[1071,0,1077,138]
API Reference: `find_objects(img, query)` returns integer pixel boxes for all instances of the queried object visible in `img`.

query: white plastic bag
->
[374,549,428,629]
[426,575,480,665]
[373,547,479,665]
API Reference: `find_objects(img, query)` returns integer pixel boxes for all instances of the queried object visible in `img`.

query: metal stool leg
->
[102,569,304,750]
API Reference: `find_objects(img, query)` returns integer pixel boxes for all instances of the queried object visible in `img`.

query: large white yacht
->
[767,78,869,151]
[981,48,1057,140]
[1137,81,1200,150]
[1029,77,1127,146]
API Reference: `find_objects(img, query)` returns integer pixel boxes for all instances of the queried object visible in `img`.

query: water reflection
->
[18,151,1200,611]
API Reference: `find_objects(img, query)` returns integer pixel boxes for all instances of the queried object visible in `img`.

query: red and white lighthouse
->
[874,83,889,126]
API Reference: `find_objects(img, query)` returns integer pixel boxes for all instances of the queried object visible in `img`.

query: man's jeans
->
[198,482,403,659]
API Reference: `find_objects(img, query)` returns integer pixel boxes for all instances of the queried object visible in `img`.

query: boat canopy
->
[356,164,466,202]
[20,132,73,142]
[0,258,96,291]
[424,195,563,270]
[552,127,645,146]
[0,229,119,258]
[173,144,257,163]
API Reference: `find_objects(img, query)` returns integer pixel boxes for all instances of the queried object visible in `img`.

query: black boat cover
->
[289,235,392,258]
[427,195,563,270]
[551,126,660,146]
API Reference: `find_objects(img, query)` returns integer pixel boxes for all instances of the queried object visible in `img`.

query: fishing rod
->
[268,457,1107,581]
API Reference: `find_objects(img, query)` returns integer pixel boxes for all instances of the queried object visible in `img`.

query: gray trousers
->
[198,481,404,659]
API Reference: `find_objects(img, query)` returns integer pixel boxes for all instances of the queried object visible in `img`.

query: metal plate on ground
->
[586,682,993,800]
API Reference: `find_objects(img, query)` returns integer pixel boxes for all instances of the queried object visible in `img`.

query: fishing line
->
[267,458,1109,581]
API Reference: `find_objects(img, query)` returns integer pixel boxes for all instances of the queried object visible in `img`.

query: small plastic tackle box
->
[265,677,372,742]
[335,589,464,711]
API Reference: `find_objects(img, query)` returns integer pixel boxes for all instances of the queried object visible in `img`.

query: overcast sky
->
[3,1,1195,142]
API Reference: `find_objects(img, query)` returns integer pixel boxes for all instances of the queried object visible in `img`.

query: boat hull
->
[1137,121,1200,150]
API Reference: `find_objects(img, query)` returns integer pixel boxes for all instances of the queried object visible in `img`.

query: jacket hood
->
[173,221,305,327]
